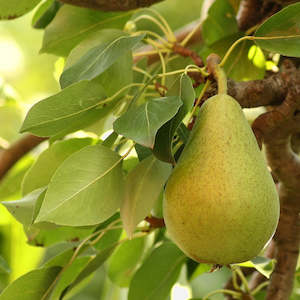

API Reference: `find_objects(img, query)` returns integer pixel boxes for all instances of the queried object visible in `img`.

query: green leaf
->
[237,256,276,279]
[61,245,117,298]
[35,144,123,226]
[49,256,91,300]
[153,74,195,163]
[114,96,182,148]
[20,81,107,137]
[65,29,133,97]
[211,33,265,81]
[60,34,143,89]
[254,3,300,57]
[0,256,10,274]
[32,0,62,29]
[26,225,95,247]
[0,155,34,201]
[0,266,61,300]
[128,242,185,300]
[22,138,94,195]
[2,188,46,228]
[0,0,42,20]
[41,5,132,56]
[108,236,146,287]
[202,0,238,46]
[190,264,212,281]
[121,155,171,237]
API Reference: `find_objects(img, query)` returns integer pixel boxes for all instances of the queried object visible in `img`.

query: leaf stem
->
[251,281,269,295]
[189,79,211,120]
[203,289,241,299]
[142,8,176,42]
[181,21,202,47]
[132,14,172,42]
[234,267,250,293]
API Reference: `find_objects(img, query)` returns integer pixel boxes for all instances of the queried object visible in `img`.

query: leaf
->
[190,264,212,281]
[210,33,265,81]
[35,144,123,226]
[49,256,91,300]
[254,3,300,57]
[128,242,185,300]
[0,266,61,300]
[237,256,276,279]
[134,144,153,161]
[114,96,182,148]
[61,245,117,298]
[41,5,133,56]
[108,236,146,287]
[121,155,171,237]
[22,138,94,195]
[202,0,238,46]
[60,34,143,89]
[65,29,133,97]
[0,256,10,274]
[2,188,46,228]
[26,225,95,247]
[32,0,62,29]
[0,0,42,20]
[20,81,107,137]
[0,155,34,201]
[153,74,195,163]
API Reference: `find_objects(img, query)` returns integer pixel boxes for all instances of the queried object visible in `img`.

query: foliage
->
[0,0,300,299]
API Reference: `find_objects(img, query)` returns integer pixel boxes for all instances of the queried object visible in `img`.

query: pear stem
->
[215,64,228,95]
[206,53,228,95]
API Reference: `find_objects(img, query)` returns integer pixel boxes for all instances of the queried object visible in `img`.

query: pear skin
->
[163,94,279,265]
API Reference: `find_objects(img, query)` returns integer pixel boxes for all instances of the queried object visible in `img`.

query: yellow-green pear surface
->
[164,94,279,265]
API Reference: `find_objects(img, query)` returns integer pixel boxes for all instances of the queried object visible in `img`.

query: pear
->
[163,94,279,265]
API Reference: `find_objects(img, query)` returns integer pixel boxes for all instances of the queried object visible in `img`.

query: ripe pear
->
[163,94,279,265]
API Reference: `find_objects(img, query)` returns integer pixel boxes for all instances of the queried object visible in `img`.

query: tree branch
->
[250,61,300,300]
[58,0,163,11]
[0,134,46,181]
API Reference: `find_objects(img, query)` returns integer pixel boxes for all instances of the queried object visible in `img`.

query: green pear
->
[163,94,279,265]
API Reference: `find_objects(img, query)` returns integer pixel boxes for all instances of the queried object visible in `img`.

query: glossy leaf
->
[114,96,182,148]
[0,0,42,20]
[60,34,143,88]
[35,144,123,226]
[108,236,146,286]
[22,138,94,195]
[41,5,133,56]
[255,3,300,57]
[0,266,61,300]
[128,242,185,300]
[2,188,46,228]
[65,29,133,97]
[153,74,195,163]
[202,0,238,46]
[20,81,107,137]
[121,155,171,237]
